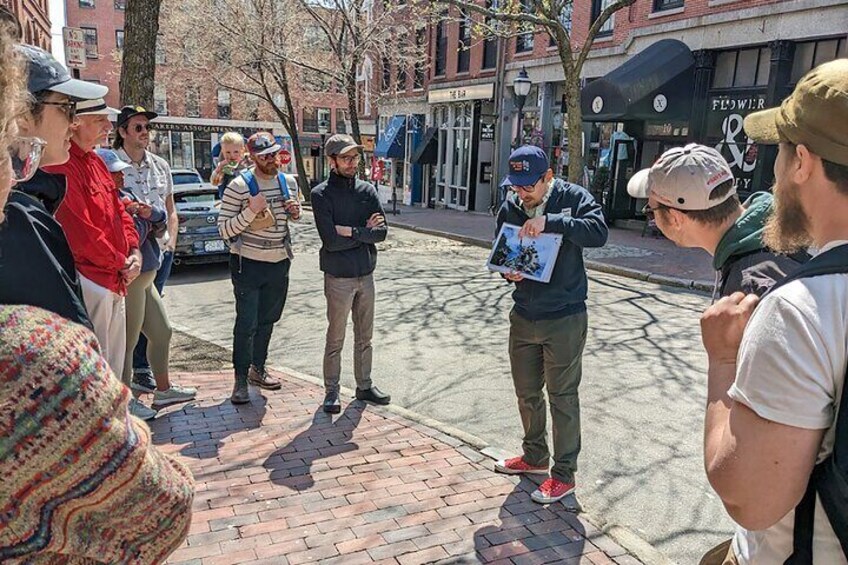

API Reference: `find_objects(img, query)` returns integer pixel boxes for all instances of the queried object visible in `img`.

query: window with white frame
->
[217,89,231,119]
[154,85,168,115]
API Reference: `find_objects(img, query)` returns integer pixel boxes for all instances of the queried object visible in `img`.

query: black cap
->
[116,105,158,129]
[17,44,108,100]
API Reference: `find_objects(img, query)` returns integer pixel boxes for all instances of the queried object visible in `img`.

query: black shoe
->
[323,391,341,414]
[130,369,157,394]
[230,374,250,404]
[355,386,391,405]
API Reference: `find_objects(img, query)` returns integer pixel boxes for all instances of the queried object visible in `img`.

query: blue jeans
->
[133,251,174,372]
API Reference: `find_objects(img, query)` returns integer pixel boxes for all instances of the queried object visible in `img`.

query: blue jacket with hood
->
[496,178,608,321]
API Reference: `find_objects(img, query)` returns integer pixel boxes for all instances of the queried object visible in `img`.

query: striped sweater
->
[0,305,194,564]
[217,170,299,263]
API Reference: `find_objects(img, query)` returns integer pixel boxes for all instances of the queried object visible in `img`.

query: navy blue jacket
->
[496,179,608,321]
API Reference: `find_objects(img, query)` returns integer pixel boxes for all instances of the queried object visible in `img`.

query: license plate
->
[204,240,226,252]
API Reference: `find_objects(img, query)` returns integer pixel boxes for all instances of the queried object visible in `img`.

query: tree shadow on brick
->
[451,477,588,564]
[262,401,365,491]
[149,392,268,461]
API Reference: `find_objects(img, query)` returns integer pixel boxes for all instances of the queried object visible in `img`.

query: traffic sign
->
[63,27,86,69]
[278,150,292,166]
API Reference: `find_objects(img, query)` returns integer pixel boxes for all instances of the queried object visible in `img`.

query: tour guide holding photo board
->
[493,145,608,505]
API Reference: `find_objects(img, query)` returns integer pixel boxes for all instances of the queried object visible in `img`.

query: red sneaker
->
[531,477,575,504]
[494,456,548,475]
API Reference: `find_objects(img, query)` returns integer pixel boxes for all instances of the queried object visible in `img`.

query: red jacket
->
[45,142,139,295]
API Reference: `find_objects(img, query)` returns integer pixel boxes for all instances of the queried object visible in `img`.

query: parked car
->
[171,168,228,265]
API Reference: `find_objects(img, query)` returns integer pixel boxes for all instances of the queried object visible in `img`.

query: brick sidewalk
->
[384,205,714,290]
[152,370,642,565]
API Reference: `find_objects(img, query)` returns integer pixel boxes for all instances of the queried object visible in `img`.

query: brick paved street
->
[153,370,642,565]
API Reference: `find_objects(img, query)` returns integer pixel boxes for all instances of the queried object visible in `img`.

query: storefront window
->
[712,47,770,89]
[149,130,171,163]
[170,132,194,169]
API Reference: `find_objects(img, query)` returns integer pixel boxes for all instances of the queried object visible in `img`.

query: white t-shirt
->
[728,241,848,564]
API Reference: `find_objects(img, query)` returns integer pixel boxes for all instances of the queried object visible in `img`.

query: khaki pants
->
[123,269,172,387]
[323,273,375,394]
[79,274,126,379]
[700,540,738,565]
[509,309,587,484]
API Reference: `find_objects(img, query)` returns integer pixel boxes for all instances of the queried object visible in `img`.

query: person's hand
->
[123,199,139,215]
[700,292,760,365]
[121,251,142,285]
[284,198,301,219]
[518,216,546,239]
[505,271,524,282]
[248,193,267,213]
[366,213,385,229]
[136,202,153,219]
[335,225,353,238]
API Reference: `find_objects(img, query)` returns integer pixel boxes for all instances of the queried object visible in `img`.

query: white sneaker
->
[129,398,157,421]
[152,384,197,408]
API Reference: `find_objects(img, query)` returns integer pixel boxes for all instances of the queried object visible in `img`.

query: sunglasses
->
[8,136,47,182]
[253,151,279,160]
[130,123,154,133]
[642,202,671,220]
[42,100,77,122]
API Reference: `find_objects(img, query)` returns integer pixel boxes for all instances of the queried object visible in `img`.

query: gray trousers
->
[509,308,588,483]
[323,273,375,394]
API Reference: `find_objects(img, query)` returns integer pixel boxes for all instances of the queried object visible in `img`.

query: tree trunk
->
[277,65,312,201]
[564,74,584,184]
[346,71,368,180]
[119,0,162,107]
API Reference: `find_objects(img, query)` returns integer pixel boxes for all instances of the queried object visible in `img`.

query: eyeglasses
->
[42,101,77,122]
[131,123,153,133]
[336,154,361,165]
[642,202,671,220]
[8,136,47,182]
[510,181,540,194]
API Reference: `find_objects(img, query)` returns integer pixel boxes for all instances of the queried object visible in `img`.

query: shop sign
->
[707,92,766,192]
[644,122,688,138]
[63,28,86,69]
[153,121,258,136]
[480,123,495,141]
[428,83,494,104]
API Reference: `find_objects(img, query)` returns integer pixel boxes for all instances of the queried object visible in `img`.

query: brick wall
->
[3,0,51,50]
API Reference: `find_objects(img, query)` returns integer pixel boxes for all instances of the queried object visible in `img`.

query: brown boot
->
[248,366,282,390]
[230,374,250,404]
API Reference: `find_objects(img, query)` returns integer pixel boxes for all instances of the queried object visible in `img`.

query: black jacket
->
[496,179,608,321]
[0,178,91,329]
[311,172,387,278]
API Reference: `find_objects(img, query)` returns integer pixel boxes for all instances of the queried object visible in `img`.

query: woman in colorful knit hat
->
[0,10,195,563]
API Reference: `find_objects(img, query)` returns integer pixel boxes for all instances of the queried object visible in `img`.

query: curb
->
[387,220,712,295]
[171,321,674,565]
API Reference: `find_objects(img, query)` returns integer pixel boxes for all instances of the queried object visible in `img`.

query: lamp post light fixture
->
[512,67,532,148]
[318,118,330,181]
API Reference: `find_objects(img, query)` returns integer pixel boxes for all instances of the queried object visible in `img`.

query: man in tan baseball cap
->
[628,143,802,298]
[698,59,848,565]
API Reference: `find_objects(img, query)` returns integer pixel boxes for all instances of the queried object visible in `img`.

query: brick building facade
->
[3,0,50,49]
[62,0,349,182]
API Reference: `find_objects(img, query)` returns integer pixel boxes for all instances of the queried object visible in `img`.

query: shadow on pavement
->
[262,401,365,491]
[149,391,268,461]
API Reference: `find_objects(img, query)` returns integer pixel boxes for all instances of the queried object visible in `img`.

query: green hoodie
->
[712,192,773,270]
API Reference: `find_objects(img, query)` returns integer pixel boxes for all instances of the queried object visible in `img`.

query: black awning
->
[581,39,695,122]
[411,126,438,165]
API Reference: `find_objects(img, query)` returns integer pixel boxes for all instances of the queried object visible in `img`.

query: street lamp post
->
[512,67,532,148]
[318,118,330,182]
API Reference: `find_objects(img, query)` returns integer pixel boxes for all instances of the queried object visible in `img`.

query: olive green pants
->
[508,309,588,483]
[122,269,172,387]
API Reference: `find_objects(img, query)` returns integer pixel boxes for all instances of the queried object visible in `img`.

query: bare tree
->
[119,0,163,107]
[164,0,321,198]
[432,0,635,182]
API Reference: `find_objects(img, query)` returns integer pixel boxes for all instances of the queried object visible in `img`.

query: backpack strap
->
[277,173,291,201]
[779,243,848,564]
[240,169,260,197]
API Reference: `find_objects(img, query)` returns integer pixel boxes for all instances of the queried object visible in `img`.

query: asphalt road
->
[164,215,731,564]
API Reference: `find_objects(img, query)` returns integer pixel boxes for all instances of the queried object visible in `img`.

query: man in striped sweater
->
[218,132,301,404]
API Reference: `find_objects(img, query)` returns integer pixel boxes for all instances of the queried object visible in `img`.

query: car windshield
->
[172,172,203,185]
[174,190,218,204]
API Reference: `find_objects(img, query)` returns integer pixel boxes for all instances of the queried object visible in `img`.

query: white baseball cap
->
[627,143,737,211]
[76,98,120,116]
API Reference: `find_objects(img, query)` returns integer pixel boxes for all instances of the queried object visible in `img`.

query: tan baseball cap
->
[744,58,848,166]
[627,143,737,210]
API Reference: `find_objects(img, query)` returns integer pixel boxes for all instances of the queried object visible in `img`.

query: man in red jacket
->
[45,98,141,376]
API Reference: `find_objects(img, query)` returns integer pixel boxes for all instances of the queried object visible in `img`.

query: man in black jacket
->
[627,143,803,299]
[0,44,108,328]
[493,145,608,505]
[311,134,390,414]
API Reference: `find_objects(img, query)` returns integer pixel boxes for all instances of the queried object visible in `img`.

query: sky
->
[48,0,66,62]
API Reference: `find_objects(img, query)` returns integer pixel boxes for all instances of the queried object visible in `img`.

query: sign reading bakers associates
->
[428,83,495,104]
[63,27,86,69]
[707,92,767,193]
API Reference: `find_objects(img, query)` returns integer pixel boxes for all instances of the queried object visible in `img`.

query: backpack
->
[768,244,848,564]
[229,170,294,252]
